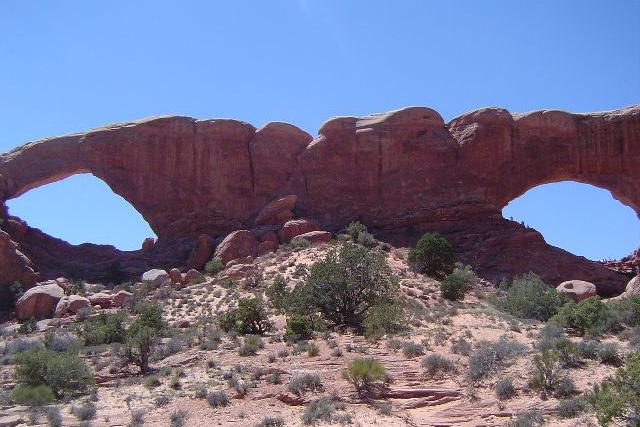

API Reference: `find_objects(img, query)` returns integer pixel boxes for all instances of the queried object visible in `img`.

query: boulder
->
[88,292,112,308]
[254,195,297,226]
[556,280,597,302]
[618,275,640,298]
[184,269,202,284]
[54,294,91,317]
[112,290,133,307]
[279,219,319,243]
[187,233,213,269]
[295,230,332,244]
[15,282,65,320]
[214,230,257,265]
[142,269,170,287]
[169,268,182,284]
[257,240,278,256]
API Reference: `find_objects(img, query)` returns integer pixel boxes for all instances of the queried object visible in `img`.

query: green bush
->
[557,397,586,419]
[341,357,387,396]
[497,273,566,321]
[218,298,272,335]
[285,314,315,341]
[588,350,640,426]
[529,349,569,396]
[608,295,640,328]
[440,263,477,301]
[11,384,56,406]
[265,275,288,312]
[302,397,336,425]
[205,257,224,274]
[288,373,323,396]
[14,349,94,398]
[79,311,126,346]
[552,296,616,336]
[238,335,262,356]
[422,353,455,376]
[125,303,166,373]
[468,336,526,380]
[207,391,230,407]
[408,232,455,276]
[346,221,367,241]
[362,300,406,341]
[289,243,399,328]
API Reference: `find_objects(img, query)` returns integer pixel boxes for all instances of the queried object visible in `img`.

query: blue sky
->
[1,1,638,258]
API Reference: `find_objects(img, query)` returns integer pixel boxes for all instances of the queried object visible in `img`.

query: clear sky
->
[1,1,639,258]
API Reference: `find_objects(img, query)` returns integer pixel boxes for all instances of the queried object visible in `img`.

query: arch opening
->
[502,181,640,261]
[5,173,156,251]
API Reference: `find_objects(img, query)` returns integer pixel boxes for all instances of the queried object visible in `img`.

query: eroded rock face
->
[0,105,638,295]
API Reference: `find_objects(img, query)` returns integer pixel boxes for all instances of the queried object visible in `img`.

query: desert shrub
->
[307,342,320,357]
[341,358,387,396]
[598,342,622,366]
[44,331,81,353]
[9,281,23,302]
[402,342,424,358]
[45,406,63,427]
[125,303,166,373]
[288,373,323,396]
[205,257,224,274]
[154,394,171,406]
[71,401,96,421]
[346,221,367,241]
[607,295,640,328]
[356,230,376,247]
[529,349,565,396]
[285,314,315,341]
[552,296,617,336]
[507,410,544,427]
[497,273,566,321]
[170,409,188,427]
[256,416,285,427]
[288,243,399,329]
[302,396,335,425]
[468,336,526,380]
[265,275,288,312]
[422,353,455,376]
[238,335,262,356]
[4,337,44,355]
[129,409,145,426]
[218,298,272,335]
[557,396,586,418]
[495,377,516,400]
[362,300,406,341]
[207,390,230,407]
[266,372,282,384]
[588,350,640,426]
[11,384,56,406]
[143,374,161,388]
[554,376,576,398]
[289,236,312,249]
[553,338,581,367]
[451,337,472,355]
[80,311,126,346]
[408,232,455,276]
[14,349,94,398]
[18,318,37,335]
[577,339,600,359]
[440,263,477,301]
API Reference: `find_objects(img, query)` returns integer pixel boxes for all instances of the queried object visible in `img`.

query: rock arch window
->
[502,181,640,261]
[6,173,155,250]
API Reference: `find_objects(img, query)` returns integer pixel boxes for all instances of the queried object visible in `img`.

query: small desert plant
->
[238,335,263,356]
[451,336,472,355]
[557,397,586,418]
[129,409,145,426]
[218,298,273,335]
[256,416,286,427]
[402,341,424,358]
[44,331,82,353]
[341,358,387,396]
[307,342,320,357]
[45,406,63,427]
[80,311,127,346]
[205,257,224,274]
[529,349,563,395]
[170,409,188,427]
[552,296,617,336]
[346,221,367,241]
[154,394,171,406]
[495,377,516,400]
[288,373,323,396]
[408,232,455,276]
[302,396,335,425]
[422,353,455,376]
[362,300,406,341]
[577,339,600,359]
[284,314,315,341]
[143,374,161,388]
[440,263,477,301]
[507,410,544,427]
[598,342,622,366]
[207,390,230,407]
[468,336,526,380]
[71,401,97,421]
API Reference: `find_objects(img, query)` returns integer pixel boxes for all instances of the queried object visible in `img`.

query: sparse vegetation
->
[342,357,387,396]
[496,273,566,321]
[207,390,231,407]
[205,257,224,274]
[468,336,525,380]
[440,263,477,301]
[422,353,455,376]
[288,373,323,396]
[218,297,273,335]
[495,377,516,400]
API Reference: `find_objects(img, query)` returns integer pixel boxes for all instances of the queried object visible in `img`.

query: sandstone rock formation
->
[0,105,638,296]
[142,269,170,287]
[214,230,257,265]
[556,280,598,302]
[15,282,65,320]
